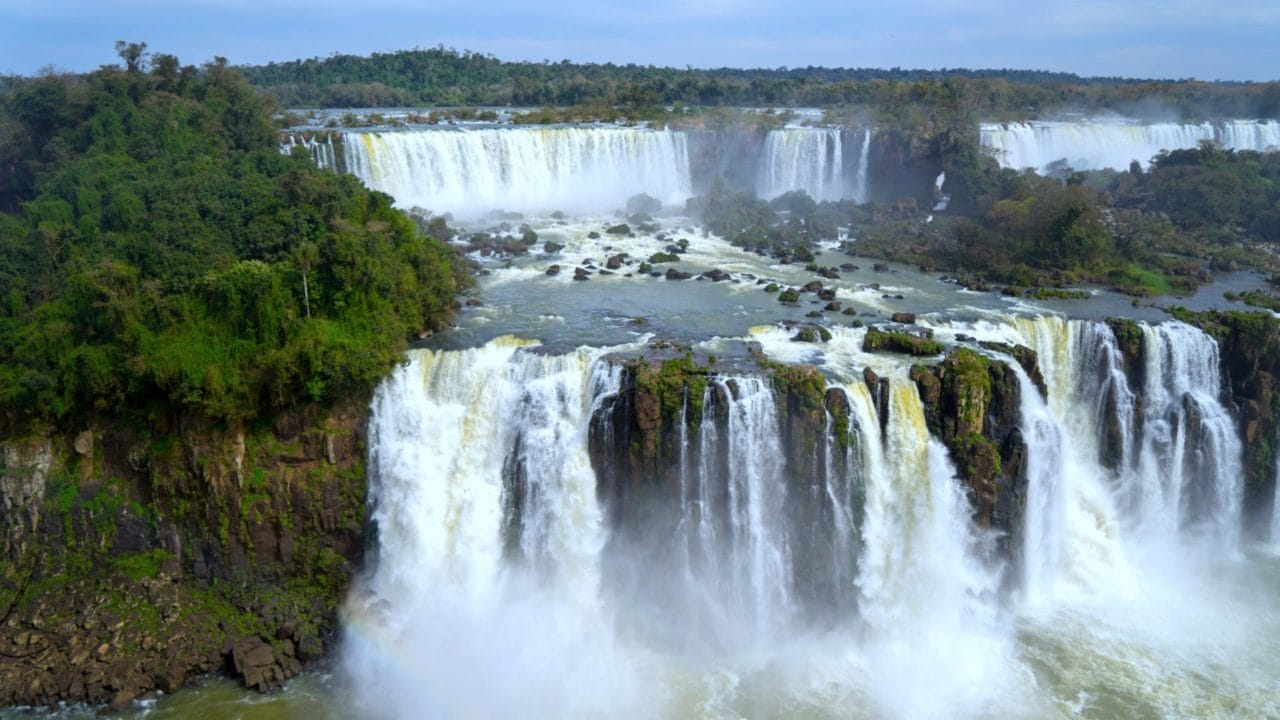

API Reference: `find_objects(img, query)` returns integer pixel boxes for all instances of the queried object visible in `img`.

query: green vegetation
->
[0,48,469,432]
[1228,291,1280,312]
[847,143,1280,296]
[863,329,945,356]
[632,352,709,428]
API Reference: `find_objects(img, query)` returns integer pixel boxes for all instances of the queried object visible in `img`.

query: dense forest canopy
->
[241,46,1280,121]
[0,47,469,433]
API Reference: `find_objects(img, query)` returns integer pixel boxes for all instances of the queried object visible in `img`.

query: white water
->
[343,334,1021,719]
[343,337,648,719]
[1132,323,1243,550]
[332,314,1277,720]
[1273,448,1280,547]
[853,381,1010,719]
[758,127,871,203]
[854,128,871,203]
[282,132,338,170]
[980,119,1280,172]
[329,126,692,217]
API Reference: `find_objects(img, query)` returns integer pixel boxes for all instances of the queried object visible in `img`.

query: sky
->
[2,0,1278,81]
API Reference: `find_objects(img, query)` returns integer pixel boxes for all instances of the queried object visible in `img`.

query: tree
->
[114,40,148,73]
[293,241,318,319]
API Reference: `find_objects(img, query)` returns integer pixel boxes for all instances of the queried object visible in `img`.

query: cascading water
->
[980,119,1280,172]
[854,128,871,203]
[1132,323,1243,549]
[1273,449,1280,547]
[757,127,872,203]
[343,337,645,720]
[341,331,1024,719]
[330,312,1274,720]
[333,126,692,216]
[282,133,339,171]
[852,380,1010,719]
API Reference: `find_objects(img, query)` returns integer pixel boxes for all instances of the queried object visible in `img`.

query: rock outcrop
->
[0,394,369,708]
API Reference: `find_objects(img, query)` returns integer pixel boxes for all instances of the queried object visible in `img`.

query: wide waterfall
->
[312,126,693,216]
[330,311,1280,719]
[757,127,871,203]
[343,333,1022,719]
[980,119,1280,172]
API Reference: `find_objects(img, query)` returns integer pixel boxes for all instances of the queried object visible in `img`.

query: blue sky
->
[3,0,1278,81]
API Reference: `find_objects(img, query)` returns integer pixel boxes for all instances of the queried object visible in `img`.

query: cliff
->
[0,395,369,709]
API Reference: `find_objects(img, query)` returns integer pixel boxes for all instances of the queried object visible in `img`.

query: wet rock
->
[701,269,730,282]
[606,254,626,270]
[801,280,824,293]
[873,262,890,272]
[665,268,692,281]
[545,265,561,276]
[818,288,837,301]
[573,268,590,281]
[825,302,842,312]
[891,312,916,324]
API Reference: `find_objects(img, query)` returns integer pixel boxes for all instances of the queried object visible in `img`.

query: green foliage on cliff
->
[863,329,944,356]
[0,50,468,430]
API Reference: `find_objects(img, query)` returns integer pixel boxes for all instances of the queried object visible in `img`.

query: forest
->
[0,46,469,434]
[242,46,1280,121]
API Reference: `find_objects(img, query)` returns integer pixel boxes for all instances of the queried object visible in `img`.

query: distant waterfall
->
[328,126,692,217]
[854,128,871,203]
[980,119,1280,172]
[281,133,339,171]
[757,127,872,203]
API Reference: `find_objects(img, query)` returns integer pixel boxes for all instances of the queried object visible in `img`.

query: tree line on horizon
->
[239,46,1280,121]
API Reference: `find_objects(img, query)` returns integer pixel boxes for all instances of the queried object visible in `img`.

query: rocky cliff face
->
[0,394,369,709]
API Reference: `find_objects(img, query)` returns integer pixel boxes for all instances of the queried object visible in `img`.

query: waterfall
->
[340,314,1258,719]
[281,133,339,171]
[1124,324,1242,547]
[853,380,1007,718]
[854,128,871,203]
[1273,448,1280,547]
[926,314,1244,599]
[333,126,692,216]
[758,127,872,202]
[344,337,644,720]
[980,119,1280,173]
